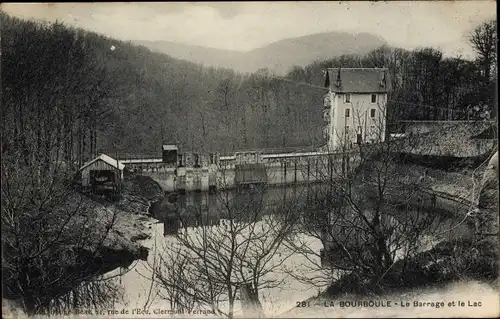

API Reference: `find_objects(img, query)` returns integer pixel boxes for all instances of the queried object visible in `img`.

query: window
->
[371,94,377,103]
[345,94,351,103]
[345,108,350,117]
[345,126,350,133]
[370,109,376,118]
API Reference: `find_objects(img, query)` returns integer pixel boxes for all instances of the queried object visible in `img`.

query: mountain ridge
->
[133,31,388,75]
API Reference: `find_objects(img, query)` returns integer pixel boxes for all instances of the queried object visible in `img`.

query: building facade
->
[78,153,125,193]
[323,68,390,150]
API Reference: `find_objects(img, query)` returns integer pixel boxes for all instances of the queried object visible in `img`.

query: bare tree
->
[142,165,298,318]
[1,15,124,315]
[284,101,460,289]
[1,148,123,315]
[469,19,497,81]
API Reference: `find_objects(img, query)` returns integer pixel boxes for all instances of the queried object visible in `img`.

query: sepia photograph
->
[1,1,498,318]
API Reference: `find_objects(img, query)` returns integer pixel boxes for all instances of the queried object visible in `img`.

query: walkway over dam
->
[118,121,494,193]
[119,148,361,193]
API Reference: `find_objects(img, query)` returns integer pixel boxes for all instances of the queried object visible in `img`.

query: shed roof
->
[79,154,125,171]
[162,145,178,151]
[326,68,390,93]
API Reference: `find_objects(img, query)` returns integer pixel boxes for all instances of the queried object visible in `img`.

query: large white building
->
[323,68,390,150]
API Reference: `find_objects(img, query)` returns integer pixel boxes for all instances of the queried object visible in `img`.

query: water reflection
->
[151,181,474,242]
[152,184,331,236]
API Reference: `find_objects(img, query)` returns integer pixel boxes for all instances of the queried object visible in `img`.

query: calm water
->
[151,184,333,236]
[150,183,473,241]
[109,184,473,317]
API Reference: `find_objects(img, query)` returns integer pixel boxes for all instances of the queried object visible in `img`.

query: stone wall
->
[401,121,496,157]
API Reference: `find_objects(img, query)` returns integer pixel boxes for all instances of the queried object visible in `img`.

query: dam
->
[119,145,361,192]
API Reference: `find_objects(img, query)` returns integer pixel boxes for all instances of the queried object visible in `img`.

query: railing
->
[114,153,159,161]
[219,145,321,157]
[120,158,164,164]
[119,149,360,165]
[114,142,368,167]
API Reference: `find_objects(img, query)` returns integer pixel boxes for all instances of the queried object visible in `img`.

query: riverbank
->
[1,174,165,317]
[74,174,165,273]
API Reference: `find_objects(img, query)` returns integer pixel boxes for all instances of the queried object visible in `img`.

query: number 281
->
[296,301,310,307]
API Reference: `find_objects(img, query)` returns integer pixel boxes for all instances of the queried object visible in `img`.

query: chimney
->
[335,68,342,88]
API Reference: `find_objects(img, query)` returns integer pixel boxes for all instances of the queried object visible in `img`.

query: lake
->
[104,184,473,317]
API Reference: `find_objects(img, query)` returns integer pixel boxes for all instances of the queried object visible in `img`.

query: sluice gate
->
[120,147,360,192]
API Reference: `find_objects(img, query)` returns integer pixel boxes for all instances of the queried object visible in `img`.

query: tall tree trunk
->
[77,122,83,167]
[19,99,29,165]
[82,125,87,164]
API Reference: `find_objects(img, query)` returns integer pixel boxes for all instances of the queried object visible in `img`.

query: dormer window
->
[380,70,387,87]
[335,68,342,87]
[345,94,351,103]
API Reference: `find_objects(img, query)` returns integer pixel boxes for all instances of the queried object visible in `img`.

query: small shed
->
[78,154,125,192]
[162,145,178,164]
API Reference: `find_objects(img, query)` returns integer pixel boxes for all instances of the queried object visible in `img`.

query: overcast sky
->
[2,2,496,58]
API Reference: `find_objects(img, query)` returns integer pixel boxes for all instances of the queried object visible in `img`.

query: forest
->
[2,12,496,166]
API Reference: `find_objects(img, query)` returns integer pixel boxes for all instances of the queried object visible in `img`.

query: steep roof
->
[79,154,125,171]
[326,68,390,93]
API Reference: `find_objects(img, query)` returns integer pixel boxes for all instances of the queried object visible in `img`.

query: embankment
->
[1,174,165,316]
[88,173,165,272]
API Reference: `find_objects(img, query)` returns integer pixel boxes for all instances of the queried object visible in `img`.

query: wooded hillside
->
[1,13,496,165]
[1,13,323,165]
